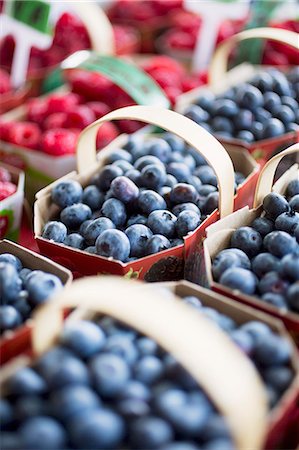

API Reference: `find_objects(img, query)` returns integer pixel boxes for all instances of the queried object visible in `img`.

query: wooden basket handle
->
[253,143,299,208]
[76,105,235,218]
[32,276,267,450]
[209,27,299,87]
[72,2,115,55]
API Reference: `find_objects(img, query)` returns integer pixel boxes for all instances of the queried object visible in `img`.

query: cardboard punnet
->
[34,105,240,281]
[161,280,299,450]
[0,239,72,364]
[0,162,24,241]
[175,27,299,165]
[203,143,299,339]
[0,276,268,450]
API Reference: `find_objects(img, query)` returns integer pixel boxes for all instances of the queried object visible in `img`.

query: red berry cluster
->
[263,20,299,65]
[0,167,17,201]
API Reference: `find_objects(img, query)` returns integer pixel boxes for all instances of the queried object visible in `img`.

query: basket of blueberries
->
[34,105,245,281]
[0,240,72,363]
[0,276,270,450]
[204,144,299,336]
[176,28,299,163]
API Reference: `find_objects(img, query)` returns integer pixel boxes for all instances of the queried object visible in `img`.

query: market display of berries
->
[0,253,63,334]
[42,133,245,262]
[0,314,235,450]
[185,68,299,143]
[0,167,16,201]
[182,295,294,408]
[212,179,299,313]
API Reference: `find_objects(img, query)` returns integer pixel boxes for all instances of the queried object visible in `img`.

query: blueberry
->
[51,180,83,208]
[146,138,172,163]
[172,203,201,217]
[15,395,47,421]
[261,293,288,309]
[104,335,138,365]
[125,135,147,160]
[219,268,257,295]
[136,337,158,356]
[254,107,271,122]
[253,334,292,367]
[106,148,132,163]
[147,210,177,238]
[127,214,148,227]
[90,353,130,397]
[287,179,299,198]
[281,96,298,111]
[263,366,293,393]
[258,271,289,296]
[5,367,46,395]
[42,221,67,243]
[175,210,200,238]
[26,272,63,306]
[272,75,292,97]
[203,192,219,215]
[272,105,295,125]
[236,85,263,110]
[170,184,198,205]
[275,211,299,235]
[280,253,299,282]
[126,168,141,186]
[120,380,151,401]
[60,320,106,358]
[236,130,255,143]
[82,185,104,211]
[130,416,173,449]
[83,217,115,245]
[287,283,299,312]
[203,438,234,450]
[19,416,67,450]
[231,226,262,257]
[211,99,238,117]
[101,198,127,227]
[197,184,217,197]
[85,246,97,254]
[252,72,274,92]
[64,233,85,249]
[43,356,90,389]
[138,190,166,215]
[112,159,134,172]
[165,174,178,188]
[252,253,279,278]
[183,296,202,310]
[0,399,13,428]
[233,109,253,131]
[60,203,92,229]
[167,162,191,183]
[0,254,22,271]
[211,116,233,134]
[19,268,32,284]
[230,329,254,354]
[34,346,75,375]
[264,231,298,257]
[212,251,250,281]
[110,176,139,204]
[195,91,215,111]
[263,91,281,112]
[286,123,299,133]
[214,248,251,268]
[251,121,264,141]
[79,219,93,236]
[125,224,153,258]
[50,385,100,422]
[0,262,22,303]
[140,164,166,189]
[289,195,299,213]
[252,217,274,236]
[185,104,209,123]
[295,226,299,243]
[263,192,290,220]
[262,118,285,139]
[241,321,271,343]
[134,355,163,385]
[163,133,185,153]
[92,165,123,191]
[201,414,231,441]
[96,229,130,262]
[194,166,217,187]
[1,432,22,449]
[134,155,164,171]
[146,235,171,255]
[168,152,184,164]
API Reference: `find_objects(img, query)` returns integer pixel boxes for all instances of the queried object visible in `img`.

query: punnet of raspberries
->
[0,167,16,201]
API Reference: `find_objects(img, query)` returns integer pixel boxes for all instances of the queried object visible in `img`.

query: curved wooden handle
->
[253,143,299,208]
[209,27,299,87]
[76,105,235,218]
[32,276,267,450]
[72,2,115,55]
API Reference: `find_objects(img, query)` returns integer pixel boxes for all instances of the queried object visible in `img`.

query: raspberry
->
[86,102,110,119]
[96,123,119,149]
[141,56,185,77]
[163,86,182,105]
[0,69,11,94]
[152,0,182,14]
[182,76,201,93]
[67,70,114,101]
[0,181,16,200]
[117,120,143,134]
[149,67,181,90]
[42,129,79,156]
[170,10,201,33]
[113,25,140,55]
[47,93,81,114]
[53,12,91,51]
[0,167,11,182]
[65,105,96,130]
[0,122,14,141]
[7,122,42,149]
[166,30,196,51]
[263,49,290,66]
[27,98,48,125]
[43,113,68,130]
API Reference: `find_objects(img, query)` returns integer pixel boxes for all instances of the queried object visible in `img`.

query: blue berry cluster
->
[212,179,299,312]
[0,253,63,334]
[1,315,235,450]
[42,133,245,262]
[185,68,299,143]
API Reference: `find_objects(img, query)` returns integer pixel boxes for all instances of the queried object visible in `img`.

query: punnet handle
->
[76,105,235,218]
[32,276,267,450]
[253,143,299,208]
[209,27,299,87]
